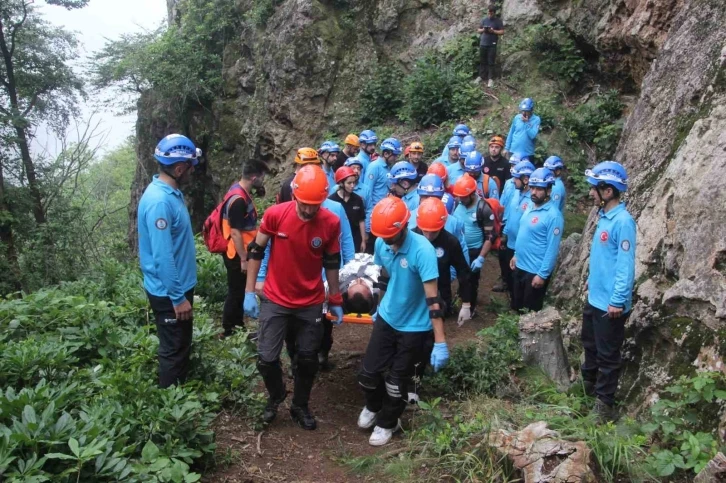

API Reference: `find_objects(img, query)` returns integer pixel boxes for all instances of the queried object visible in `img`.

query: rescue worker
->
[581,161,636,424]
[414,197,472,324]
[408,142,428,181]
[356,129,378,173]
[435,136,462,166]
[483,135,510,188]
[440,124,469,160]
[138,134,200,388]
[544,156,567,212]
[244,165,344,431]
[501,160,535,302]
[220,161,268,338]
[330,166,367,253]
[335,134,360,170]
[319,141,341,188]
[277,147,320,204]
[340,157,371,203]
[363,137,402,253]
[452,174,496,316]
[357,197,449,446]
[463,151,500,200]
[504,98,541,159]
[388,160,420,212]
[510,168,564,312]
[427,162,453,195]
[408,174,470,276]
[446,138,472,185]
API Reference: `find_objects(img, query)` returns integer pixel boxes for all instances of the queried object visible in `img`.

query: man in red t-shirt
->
[244,165,344,431]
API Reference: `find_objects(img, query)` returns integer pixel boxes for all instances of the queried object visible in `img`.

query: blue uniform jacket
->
[353,151,371,174]
[551,178,566,212]
[588,203,637,312]
[503,189,533,250]
[363,159,392,232]
[446,162,466,186]
[514,201,564,279]
[505,114,541,157]
[500,178,516,222]
[137,176,197,306]
[402,190,420,212]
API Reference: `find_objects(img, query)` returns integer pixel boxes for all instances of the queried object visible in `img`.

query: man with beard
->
[387,160,420,212]
[335,134,360,170]
[463,151,500,200]
[483,135,509,188]
[433,136,462,167]
[244,164,344,431]
[407,142,428,181]
[363,137,402,253]
[138,134,201,388]
[219,161,269,338]
[509,168,564,312]
[319,141,341,188]
[356,130,378,173]
[357,197,449,446]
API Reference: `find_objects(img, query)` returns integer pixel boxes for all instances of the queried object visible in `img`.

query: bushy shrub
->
[359,65,404,125]
[440,34,479,79]
[561,90,624,159]
[401,55,483,128]
[531,24,586,84]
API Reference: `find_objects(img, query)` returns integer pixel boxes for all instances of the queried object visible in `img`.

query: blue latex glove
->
[243,292,259,319]
[330,305,344,326]
[430,342,450,372]
[371,310,378,322]
[470,255,485,272]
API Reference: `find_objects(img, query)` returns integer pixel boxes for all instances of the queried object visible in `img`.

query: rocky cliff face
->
[549,0,726,407]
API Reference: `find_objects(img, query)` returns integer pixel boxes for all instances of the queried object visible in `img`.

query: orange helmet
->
[344,134,360,147]
[403,146,411,157]
[295,147,320,165]
[335,166,356,184]
[417,197,448,231]
[409,141,424,153]
[427,162,448,182]
[489,136,505,148]
[452,173,477,197]
[370,197,411,238]
[292,165,329,204]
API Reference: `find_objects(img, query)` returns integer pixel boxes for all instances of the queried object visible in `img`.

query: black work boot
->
[492,280,507,293]
[263,392,287,425]
[583,380,596,397]
[290,404,317,430]
[258,360,286,425]
[318,352,335,372]
[591,398,619,424]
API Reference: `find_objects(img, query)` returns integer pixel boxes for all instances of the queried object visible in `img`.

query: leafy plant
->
[359,65,404,125]
[530,24,586,84]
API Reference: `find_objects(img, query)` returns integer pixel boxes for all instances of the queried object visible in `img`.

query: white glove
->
[457,304,472,327]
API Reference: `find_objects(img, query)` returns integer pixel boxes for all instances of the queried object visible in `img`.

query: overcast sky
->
[34,0,168,155]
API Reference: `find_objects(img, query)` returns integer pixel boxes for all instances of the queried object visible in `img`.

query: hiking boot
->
[290,404,317,430]
[583,380,596,397]
[591,398,619,425]
[262,393,287,425]
[492,281,507,293]
[488,79,495,88]
[318,353,335,372]
[357,407,378,429]
[369,420,401,447]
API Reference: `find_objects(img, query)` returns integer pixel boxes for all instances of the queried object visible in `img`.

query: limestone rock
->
[488,421,595,482]
[501,0,542,24]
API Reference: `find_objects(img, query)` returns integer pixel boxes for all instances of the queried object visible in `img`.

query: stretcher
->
[325,312,373,325]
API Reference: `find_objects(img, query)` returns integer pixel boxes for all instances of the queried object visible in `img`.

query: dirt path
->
[206,266,505,483]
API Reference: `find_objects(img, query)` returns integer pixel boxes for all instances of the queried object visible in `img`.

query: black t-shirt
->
[412,160,429,182]
[413,227,471,307]
[483,155,510,186]
[334,151,350,171]
[226,196,249,230]
[277,173,295,204]
[329,191,365,249]
[479,16,504,46]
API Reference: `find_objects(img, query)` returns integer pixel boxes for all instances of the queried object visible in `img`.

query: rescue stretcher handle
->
[325,312,373,325]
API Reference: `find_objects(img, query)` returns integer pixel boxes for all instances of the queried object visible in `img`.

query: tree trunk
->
[519,307,571,391]
[0,159,23,292]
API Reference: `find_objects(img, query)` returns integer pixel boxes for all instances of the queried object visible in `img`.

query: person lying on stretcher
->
[324,253,381,316]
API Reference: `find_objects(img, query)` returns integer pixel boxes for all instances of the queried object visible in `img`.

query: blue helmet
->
[154,134,199,166]
[453,124,470,137]
[462,134,476,149]
[380,137,403,156]
[447,136,462,149]
[511,160,536,179]
[359,130,378,145]
[460,143,476,158]
[344,157,363,168]
[528,168,556,187]
[417,174,446,197]
[441,192,455,215]
[544,156,564,170]
[463,151,484,173]
[319,141,341,154]
[509,152,531,165]
[387,161,417,182]
[519,98,535,111]
[586,161,628,192]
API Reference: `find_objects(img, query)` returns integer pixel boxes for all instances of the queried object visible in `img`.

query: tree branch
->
[9,2,31,60]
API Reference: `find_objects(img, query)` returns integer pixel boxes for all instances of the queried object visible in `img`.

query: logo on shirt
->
[489,214,495,220]
[600,231,609,242]
[554,227,561,236]
[368,174,374,180]
[621,240,631,251]
[400,258,409,269]
[470,212,477,220]
[436,247,445,258]
[311,237,322,248]
[484,167,490,173]
[531,216,539,224]
[155,218,168,230]
[522,202,529,211]
[353,206,361,210]
[278,232,288,238]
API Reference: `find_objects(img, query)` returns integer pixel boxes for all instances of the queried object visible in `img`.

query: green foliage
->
[245,0,282,27]
[401,54,483,128]
[194,237,227,304]
[439,34,479,78]
[359,65,404,125]
[561,90,624,159]
[530,24,586,84]
[0,263,261,481]
[427,313,521,397]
